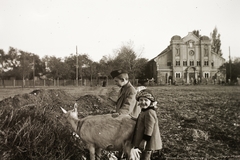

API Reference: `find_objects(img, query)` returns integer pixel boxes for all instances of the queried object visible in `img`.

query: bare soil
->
[0,85,240,159]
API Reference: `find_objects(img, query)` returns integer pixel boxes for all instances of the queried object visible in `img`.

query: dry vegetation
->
[0,85,239,160]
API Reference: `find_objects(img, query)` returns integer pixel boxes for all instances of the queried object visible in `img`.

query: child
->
[110,69,137,118]
[132,89,163,160]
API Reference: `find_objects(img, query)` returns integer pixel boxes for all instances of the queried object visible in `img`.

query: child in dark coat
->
[132,89,163,160]
[110,69,137,117]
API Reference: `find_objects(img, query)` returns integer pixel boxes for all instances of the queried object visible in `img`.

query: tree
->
[64,53,94,82]
[98,55,115,77]
[111,41,147,84]
[64,54,79,80]
[0,47,30,87]
[210,27,222,56]
[219,57,240,83]
[134,58,149,79]
[45,56,71,83]
[0,49,11,87]
[113,42,138,76]
[78,54,93,80]
[18,50,36,84]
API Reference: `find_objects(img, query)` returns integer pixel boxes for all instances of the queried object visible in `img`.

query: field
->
[0,85,240,159]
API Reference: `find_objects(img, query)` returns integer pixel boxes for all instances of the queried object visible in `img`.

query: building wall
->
[151,32,225,85]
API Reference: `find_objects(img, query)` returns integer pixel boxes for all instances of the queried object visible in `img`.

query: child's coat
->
[132,108,162,150]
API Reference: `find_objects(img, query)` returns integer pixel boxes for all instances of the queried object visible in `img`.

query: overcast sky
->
[0,0,239,62]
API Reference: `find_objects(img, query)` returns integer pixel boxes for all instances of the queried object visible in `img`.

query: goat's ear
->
[60,107,67,114]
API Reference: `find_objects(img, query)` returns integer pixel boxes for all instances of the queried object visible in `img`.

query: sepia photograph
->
[0,0,240,159]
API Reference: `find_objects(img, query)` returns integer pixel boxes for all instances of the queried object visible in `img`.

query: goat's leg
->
[87,144,95,160]
[95,147,102,160]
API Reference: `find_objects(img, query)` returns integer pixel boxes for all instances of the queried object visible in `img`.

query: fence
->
[0,79,116,88]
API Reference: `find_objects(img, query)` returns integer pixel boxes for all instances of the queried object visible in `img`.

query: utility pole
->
[229,46,231,82]
[22,52,25,88]
[76,46,78,86]
[33,55,35,88]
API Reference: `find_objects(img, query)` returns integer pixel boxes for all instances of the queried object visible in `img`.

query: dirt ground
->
[0,85,240,159]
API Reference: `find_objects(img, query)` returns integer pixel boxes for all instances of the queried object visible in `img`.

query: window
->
[211,62,214,67]
[176,61,180,66]
[167,61,171,66]
[197,61,201,66]
[204,73,209,78]
[204,61,209,66]
[176,73,181,78]
[183,61,187,66]
[190,60,194,66]
[189,42,193,48]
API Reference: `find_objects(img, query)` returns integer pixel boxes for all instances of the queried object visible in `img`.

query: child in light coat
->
[132,89,163,160]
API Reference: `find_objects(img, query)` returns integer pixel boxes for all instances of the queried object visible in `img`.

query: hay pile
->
[0,89,116,160]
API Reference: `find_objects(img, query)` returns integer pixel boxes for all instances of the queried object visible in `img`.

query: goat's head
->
[60,103,79,120]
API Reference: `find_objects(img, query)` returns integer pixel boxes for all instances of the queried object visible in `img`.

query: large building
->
[147,32,225,85]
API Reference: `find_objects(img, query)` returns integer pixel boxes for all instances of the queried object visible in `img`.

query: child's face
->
[138,97,151,109]
[114,77,127,87]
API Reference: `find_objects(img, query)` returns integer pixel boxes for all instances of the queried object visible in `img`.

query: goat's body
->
[77,114,136,151]
[61,105,139,160]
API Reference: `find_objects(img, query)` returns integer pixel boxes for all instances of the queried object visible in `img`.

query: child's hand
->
[139,140,147,150]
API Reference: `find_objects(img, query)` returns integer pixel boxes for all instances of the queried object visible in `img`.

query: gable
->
[182,32,200,43]
[153,46,172,62]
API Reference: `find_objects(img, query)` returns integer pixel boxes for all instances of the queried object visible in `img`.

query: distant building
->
[147,32,225,85]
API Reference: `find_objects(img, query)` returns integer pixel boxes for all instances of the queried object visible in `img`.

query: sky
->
[0,0,240,62]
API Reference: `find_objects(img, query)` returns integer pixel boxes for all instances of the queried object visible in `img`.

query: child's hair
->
[116,73,129,81]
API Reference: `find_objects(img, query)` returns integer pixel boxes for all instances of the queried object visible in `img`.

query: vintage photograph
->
[0,0,240,159]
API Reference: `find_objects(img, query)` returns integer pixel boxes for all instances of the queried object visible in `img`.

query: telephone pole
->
[229,46,231,82]
[33,55,35,88]
[76,46,78,86]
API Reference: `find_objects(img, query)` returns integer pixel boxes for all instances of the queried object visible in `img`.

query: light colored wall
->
[153,32,225,84]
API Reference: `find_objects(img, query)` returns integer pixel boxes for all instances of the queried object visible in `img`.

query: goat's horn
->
[60,107,67,114]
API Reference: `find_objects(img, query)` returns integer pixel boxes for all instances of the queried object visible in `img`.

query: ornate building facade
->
[147,32,225,85]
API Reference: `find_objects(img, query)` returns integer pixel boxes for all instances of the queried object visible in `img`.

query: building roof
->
[200,36,210,40]
[171,35,181,40]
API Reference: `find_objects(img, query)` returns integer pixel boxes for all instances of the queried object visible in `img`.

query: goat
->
[60,103,140,160]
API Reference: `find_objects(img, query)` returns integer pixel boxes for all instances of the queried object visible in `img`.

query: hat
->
[136,89,155,102]
[110,69,128,79]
